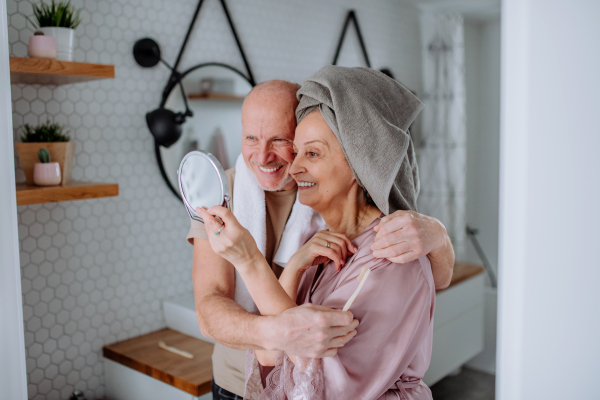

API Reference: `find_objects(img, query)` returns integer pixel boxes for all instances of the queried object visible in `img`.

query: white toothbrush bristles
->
[342,268,371,312]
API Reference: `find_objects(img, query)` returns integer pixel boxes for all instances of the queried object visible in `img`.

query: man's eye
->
[247,136,256,140]
[308,152,318,157]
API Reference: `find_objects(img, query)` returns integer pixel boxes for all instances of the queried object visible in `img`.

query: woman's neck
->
[317,189,381,240]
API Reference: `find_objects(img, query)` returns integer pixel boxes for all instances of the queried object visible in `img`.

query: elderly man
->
[187,80,454,400]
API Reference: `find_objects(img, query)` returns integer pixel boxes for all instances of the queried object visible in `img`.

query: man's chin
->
[258,174,295,192]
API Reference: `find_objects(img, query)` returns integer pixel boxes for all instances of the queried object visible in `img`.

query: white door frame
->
[0,0,28,398]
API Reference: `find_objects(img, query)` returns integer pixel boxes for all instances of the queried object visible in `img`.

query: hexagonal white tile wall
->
[8,0,422,399]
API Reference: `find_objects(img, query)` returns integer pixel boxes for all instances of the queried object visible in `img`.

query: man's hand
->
[370,210,455,289]
[371,210,446,263]
[265,304,359,358]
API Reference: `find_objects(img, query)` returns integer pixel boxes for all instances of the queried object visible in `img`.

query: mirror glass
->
[178,151,229,223]
[161,65,252,191]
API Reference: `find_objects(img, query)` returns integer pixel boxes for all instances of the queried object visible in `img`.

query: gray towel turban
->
[296,65,424,214]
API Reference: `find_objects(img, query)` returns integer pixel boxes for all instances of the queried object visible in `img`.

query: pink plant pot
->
[28,35,57,59]
[33,162,61,186]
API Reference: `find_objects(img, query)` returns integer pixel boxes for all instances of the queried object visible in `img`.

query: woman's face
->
[290,110,357,211]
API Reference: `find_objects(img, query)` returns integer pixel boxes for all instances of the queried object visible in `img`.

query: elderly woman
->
[198,66,434,400]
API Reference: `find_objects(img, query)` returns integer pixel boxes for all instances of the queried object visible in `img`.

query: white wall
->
[0,0,28,398]
[463,16,501,375]
[464,18,501,275]
[6,1,423,399]
[498,0,600,398]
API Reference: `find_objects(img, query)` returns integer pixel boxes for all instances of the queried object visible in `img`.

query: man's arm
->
[192,237,267,349]
[192,237,358,355]
[370,210,455,290]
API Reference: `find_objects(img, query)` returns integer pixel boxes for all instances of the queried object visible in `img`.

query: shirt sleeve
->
[186,219,208,244]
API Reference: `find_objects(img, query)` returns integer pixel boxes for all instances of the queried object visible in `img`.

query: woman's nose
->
[289,153,305,176]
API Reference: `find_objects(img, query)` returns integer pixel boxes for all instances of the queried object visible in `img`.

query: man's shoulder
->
[225,167,236,181]
[225,167,235,204]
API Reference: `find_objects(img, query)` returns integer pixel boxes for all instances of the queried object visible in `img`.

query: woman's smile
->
[297,180,317,190]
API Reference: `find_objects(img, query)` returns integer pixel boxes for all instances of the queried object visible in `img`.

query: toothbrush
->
[342,268,371,312]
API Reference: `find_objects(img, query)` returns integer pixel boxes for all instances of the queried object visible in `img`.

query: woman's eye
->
[308,152,318,157]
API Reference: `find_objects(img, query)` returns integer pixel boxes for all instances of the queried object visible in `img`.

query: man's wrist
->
[256,314,279,351]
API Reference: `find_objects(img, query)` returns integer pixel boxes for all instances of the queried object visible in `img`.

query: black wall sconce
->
[133,38,194,148]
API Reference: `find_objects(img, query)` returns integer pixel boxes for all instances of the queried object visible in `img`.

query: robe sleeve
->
[319,256,434,399]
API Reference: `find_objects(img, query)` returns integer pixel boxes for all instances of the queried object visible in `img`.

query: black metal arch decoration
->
[332,10,372,68]
[133,0,256,199]
[332,10,396,80]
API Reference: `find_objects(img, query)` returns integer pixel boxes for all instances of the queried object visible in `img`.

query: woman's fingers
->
[319,239,346,266]
[317,231,357,253]
[318,247,344,271]
[207,205,236,226]
[196,207,222,234]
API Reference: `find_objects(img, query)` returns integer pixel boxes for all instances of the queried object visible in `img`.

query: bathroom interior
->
[3,0,597,399]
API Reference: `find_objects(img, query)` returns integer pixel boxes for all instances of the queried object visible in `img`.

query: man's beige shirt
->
[186,167,297,396]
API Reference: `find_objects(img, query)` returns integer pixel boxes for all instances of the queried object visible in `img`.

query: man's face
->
[241,95,297,191]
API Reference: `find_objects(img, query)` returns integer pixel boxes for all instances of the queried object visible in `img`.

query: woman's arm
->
[197,207,356,366]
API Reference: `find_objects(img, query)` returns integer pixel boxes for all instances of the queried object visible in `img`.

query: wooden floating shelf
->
[436,262,485,293]
[16,181,119,205]
[104,328,214,397]
[9,57,115,85]
[188,92,245,101]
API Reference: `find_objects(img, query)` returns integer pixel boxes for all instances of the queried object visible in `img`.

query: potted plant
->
[15,120,75,186]
[28,0,82,61]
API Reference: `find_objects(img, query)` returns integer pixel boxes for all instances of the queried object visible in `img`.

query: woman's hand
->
[287,231,357,273]
[197,206,261,269]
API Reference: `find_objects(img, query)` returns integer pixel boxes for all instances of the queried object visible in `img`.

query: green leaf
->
[31,0,82,29]
[38,148,50,163]
[20,120,71,143]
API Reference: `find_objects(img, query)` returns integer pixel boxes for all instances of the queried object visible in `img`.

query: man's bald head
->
[241,80,301,191]
[245,79,301,110]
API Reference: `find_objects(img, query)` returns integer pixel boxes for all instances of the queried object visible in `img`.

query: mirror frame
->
[156,62,254,200]
[178,150,231,223]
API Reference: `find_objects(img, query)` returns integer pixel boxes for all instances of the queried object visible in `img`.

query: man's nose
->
[256,142,272,165]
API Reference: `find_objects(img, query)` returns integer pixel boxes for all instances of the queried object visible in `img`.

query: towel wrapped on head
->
[295,65,424,214]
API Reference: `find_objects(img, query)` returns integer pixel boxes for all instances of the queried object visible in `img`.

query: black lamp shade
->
[146,108,183,148]
[133,38,161,68]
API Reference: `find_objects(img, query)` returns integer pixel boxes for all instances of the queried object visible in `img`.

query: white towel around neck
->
[232,154,327,314]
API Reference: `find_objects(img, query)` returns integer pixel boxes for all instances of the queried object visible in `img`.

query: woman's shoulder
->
[347,224,434,292]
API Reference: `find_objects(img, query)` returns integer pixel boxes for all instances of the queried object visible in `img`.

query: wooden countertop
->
[103,329,213,397]
[437,262,485,293]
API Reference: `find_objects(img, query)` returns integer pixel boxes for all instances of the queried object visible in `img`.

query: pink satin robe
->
[245,216,436,400]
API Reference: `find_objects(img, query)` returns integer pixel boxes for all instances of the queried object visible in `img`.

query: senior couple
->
[187,66,454,400]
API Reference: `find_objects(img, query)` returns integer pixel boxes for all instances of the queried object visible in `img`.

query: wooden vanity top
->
[437,262,485,293]
[103,328,214,397]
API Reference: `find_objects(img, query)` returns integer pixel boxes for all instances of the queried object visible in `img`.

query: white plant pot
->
[39,27,74,61]
[33,162,61,186]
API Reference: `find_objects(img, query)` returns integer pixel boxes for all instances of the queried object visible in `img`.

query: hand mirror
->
[178,150,230,223]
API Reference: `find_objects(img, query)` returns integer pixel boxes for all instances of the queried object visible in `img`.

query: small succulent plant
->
[20,120,70,142]
[29,0,82,30]
[38,148,50,163]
